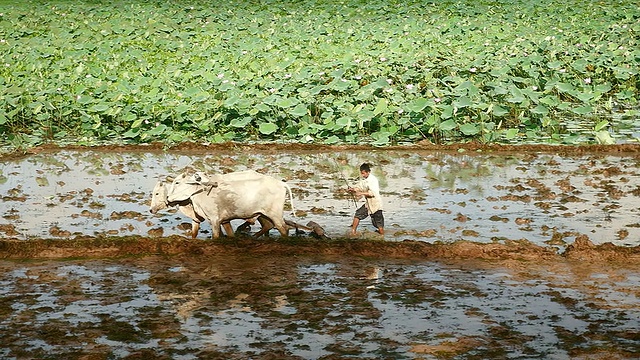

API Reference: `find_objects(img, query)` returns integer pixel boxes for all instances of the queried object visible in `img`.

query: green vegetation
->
[0,0,638,148]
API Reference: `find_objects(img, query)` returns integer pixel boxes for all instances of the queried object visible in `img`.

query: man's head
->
[360,163,371,178]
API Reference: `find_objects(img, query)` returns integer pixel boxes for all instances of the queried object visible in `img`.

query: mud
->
[0,254,638,359]
[0,143,639,358]
[0,235,638,263]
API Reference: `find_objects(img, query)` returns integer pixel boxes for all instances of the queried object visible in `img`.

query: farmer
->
[348,163,384,236]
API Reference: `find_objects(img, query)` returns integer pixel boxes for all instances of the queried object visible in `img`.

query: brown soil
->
[1,234,638,264]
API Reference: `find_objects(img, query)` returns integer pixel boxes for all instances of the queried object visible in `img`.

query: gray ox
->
[167,171,293,239]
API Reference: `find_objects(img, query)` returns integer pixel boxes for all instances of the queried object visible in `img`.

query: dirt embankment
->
[1,235,638,264]
[3,142,640,162]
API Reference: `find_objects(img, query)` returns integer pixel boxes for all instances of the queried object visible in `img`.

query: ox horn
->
[204,181,218,196]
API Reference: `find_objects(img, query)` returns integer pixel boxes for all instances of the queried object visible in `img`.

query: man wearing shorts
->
[348,163,384,236]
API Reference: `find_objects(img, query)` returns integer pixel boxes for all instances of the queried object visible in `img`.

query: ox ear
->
[166,176,175,183]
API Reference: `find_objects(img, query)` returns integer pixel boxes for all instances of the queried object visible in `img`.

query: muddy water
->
[1,149,639,248]
[0,255,638,359]
[1,148,639,359]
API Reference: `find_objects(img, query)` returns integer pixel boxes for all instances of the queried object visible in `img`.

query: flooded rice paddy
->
[1,148,639,248]
[1,255,638,359]
[0,146,639,359]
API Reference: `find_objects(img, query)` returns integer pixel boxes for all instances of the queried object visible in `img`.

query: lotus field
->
[0,0,638,147]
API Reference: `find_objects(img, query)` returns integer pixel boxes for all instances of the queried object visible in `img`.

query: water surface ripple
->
[1,150,638,248]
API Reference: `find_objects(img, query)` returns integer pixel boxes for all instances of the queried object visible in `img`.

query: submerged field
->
[1,144,639,248]
[0,144,639,358]
[1,254,638,359]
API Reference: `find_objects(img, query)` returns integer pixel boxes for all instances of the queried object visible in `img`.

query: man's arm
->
[347,186,374,198]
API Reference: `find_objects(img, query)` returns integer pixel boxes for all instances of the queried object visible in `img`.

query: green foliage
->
[0,0,638,148]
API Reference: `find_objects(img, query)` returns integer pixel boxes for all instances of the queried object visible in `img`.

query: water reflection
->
[3,256,637,358]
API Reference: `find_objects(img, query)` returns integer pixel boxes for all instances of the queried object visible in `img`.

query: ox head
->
[167,172,218,203]
[192,171,221,185]
[149,181,169,214]
[193,171,208,184]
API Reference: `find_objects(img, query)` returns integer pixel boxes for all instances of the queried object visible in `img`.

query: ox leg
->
[210,221,222,239]
[271,217,289,238]
[253,216,275,238]
[221,222,234,237]
[236,217,257,234]
[191,221,200,239]
[235,221,252,234]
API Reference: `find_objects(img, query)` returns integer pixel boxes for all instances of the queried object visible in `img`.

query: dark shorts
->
[355,205,384,229]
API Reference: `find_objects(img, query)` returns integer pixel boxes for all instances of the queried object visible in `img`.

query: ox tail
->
[283,182,296,217]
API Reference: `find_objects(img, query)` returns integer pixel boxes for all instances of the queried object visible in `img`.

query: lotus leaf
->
[36,177,49,187]
[594,120,609,132]
[289,104,308,117]
[571,106,593,115]
[531,105,549,115]
[459,123,479,136]
[454,97,473,109]
[258,122,278,135]
[504,128,520,140]
[148,124,168,136]
[506,88,526,104]
[276,97,299,108]
[76,95,94,105]
[89,104,110,113]
[373,98,388,116]
[440,105,454,120]
[594,83,612,94]
[407,98,429,113]
[254,103,271,113]
[556,83,575,93]
[439,119,458,132]
[595,130,615,145]
[335,116,352,129]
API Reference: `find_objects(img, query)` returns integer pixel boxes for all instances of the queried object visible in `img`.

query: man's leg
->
[350,217,360,235]
[351,205,368,235]
[372,211,384,235]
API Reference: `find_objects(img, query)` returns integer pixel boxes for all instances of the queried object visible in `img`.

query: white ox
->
[150,170,278,238]
[165,170,293,238]
[150,181,206,238]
